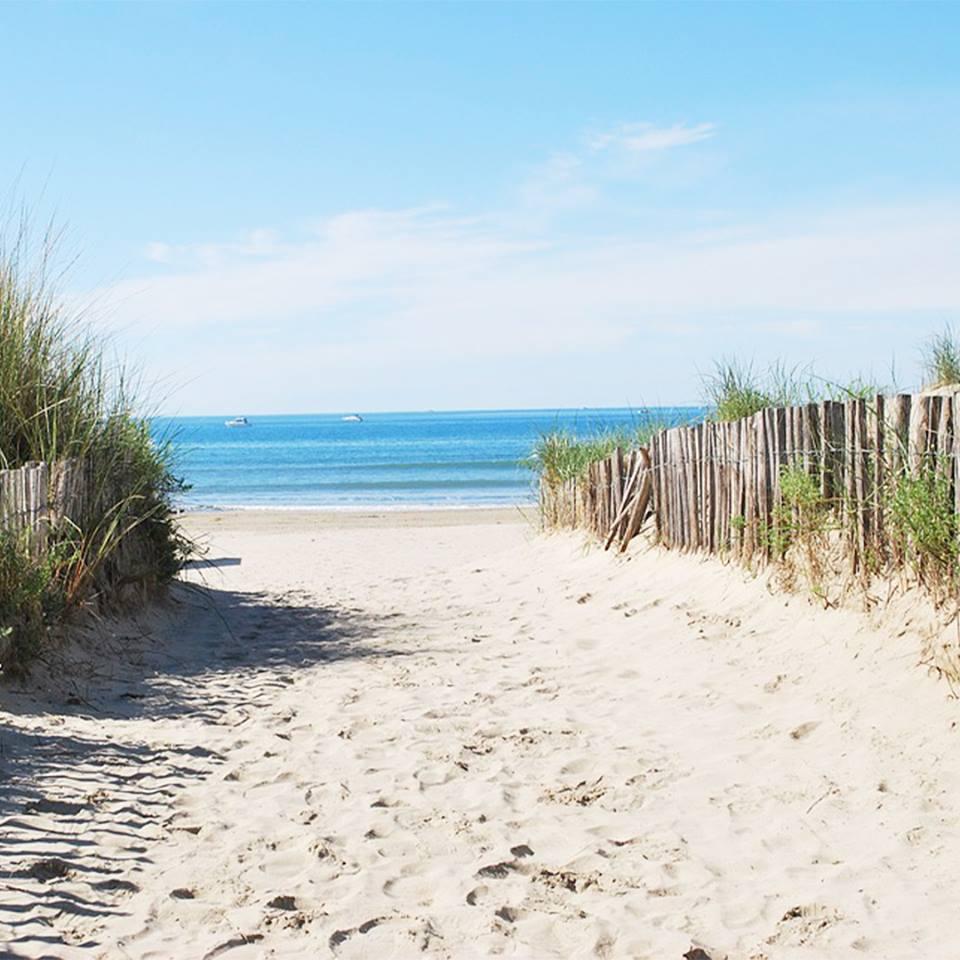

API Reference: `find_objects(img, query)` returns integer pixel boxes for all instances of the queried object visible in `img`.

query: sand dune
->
[1,509,958,959]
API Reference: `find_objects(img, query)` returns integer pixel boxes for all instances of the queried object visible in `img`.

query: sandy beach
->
[2,509,959,959]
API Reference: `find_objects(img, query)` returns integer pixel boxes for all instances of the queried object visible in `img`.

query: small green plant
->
[761,463,837,598]
[529,430,627,487]
[529,419,668,488]
[817,376,886,402]
[922,326,960,389]
[889,468,959,590]
[702,360,773,422]
[780,464,825,515]
[0,529,72,673]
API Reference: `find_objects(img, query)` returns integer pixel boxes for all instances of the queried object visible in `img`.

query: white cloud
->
[76,120,957,411]
[144,241,172,264]
[143,228,282,268]
[588,121,717,154]
[92,202,960,359]
[519,152,599,211]
[520,120,716,213]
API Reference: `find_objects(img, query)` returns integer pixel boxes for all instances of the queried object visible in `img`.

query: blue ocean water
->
[154,409,700,510]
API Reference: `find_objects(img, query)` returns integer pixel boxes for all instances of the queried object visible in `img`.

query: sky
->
[0,1,958,415]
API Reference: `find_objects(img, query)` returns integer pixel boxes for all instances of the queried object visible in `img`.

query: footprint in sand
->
[790,721,820,740]
[476,860,518,879]
[266,894,298,910]
[465,884,488,905]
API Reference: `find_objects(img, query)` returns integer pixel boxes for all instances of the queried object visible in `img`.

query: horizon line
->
[154,403,708,419]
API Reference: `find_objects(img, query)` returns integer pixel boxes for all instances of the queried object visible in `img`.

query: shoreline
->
[179,504,533,531]
[178,500,534,514]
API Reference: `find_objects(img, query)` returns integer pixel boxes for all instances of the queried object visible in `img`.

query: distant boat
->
[341,414,363,423]
[225,416,250,428]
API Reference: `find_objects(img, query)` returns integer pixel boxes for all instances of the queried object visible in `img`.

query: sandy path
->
[2,511,959,959]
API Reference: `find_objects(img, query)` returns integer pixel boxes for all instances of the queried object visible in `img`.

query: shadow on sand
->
[0,580,417,955]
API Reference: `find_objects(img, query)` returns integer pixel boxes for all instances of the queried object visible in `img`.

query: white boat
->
[225,416,250,428]
[341,414,363,423]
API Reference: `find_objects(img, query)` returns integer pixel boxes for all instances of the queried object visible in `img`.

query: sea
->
[154,408,700,511]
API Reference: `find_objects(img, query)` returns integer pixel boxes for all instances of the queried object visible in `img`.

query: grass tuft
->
[889,468,959,592]
[0,221,190,673]
[701,360,773,422]
[922,326,960,389]
[529,429,633,487]
[703,359,888,422]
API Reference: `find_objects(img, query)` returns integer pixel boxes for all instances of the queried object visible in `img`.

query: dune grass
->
[701,360,777,422]
[529,416,671,488]
[922,326,960,389]
[0,227,189,672]
[529,430,633,487]
[702,359,888,422]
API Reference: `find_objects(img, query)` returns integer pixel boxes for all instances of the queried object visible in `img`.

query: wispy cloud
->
[91,201,960,408]
[520,120,717,212]
[587,121,717,154]
[81,120,957,411]
[518,152,599,211]
[144,229,281,267]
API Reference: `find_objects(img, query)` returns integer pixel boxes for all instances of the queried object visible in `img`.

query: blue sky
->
[1,1,958,414]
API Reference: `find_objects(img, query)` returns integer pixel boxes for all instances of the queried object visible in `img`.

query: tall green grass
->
[0,227,189,673]
[702,359,887,422]
[701,360,778,422]
[529,419,667,487]
[530,429,632,486]
[922,326,960,389]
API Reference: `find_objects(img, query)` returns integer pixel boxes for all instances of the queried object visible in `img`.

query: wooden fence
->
[540,391,960,571]
[539,447,653,553]
[0,458,158,597]
[0,460,89,545]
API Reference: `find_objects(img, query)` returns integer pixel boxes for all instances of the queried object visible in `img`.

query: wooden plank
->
[681,427,691,550]
[720,421,729,553]
[677,428,687,550]
[668,429,675,547]
[870,394,885,560]
[832,401,846,514]
[619,447,653,551]
[703,422,712,551]
[611,447,623,527]
[804,402,818,478]
[651,433,662,543]
[604,452,643,549]
[843,399,857,565]
[691,424,703,550]
[696,424,706,550]
[734,420,747,559]
[774,406,788,548]
[953,394,960,520]
[757,410,770,559]
[937,394,953,481]
[665,430,673,546]
[855,398,869,566]
[618,450,637,540]
[820,401,832,501]
[887,392,911,521]
[908,395,929,475]
[743,414,756,558]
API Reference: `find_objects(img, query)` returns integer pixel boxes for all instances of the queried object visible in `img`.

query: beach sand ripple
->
[1,510,957,958]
